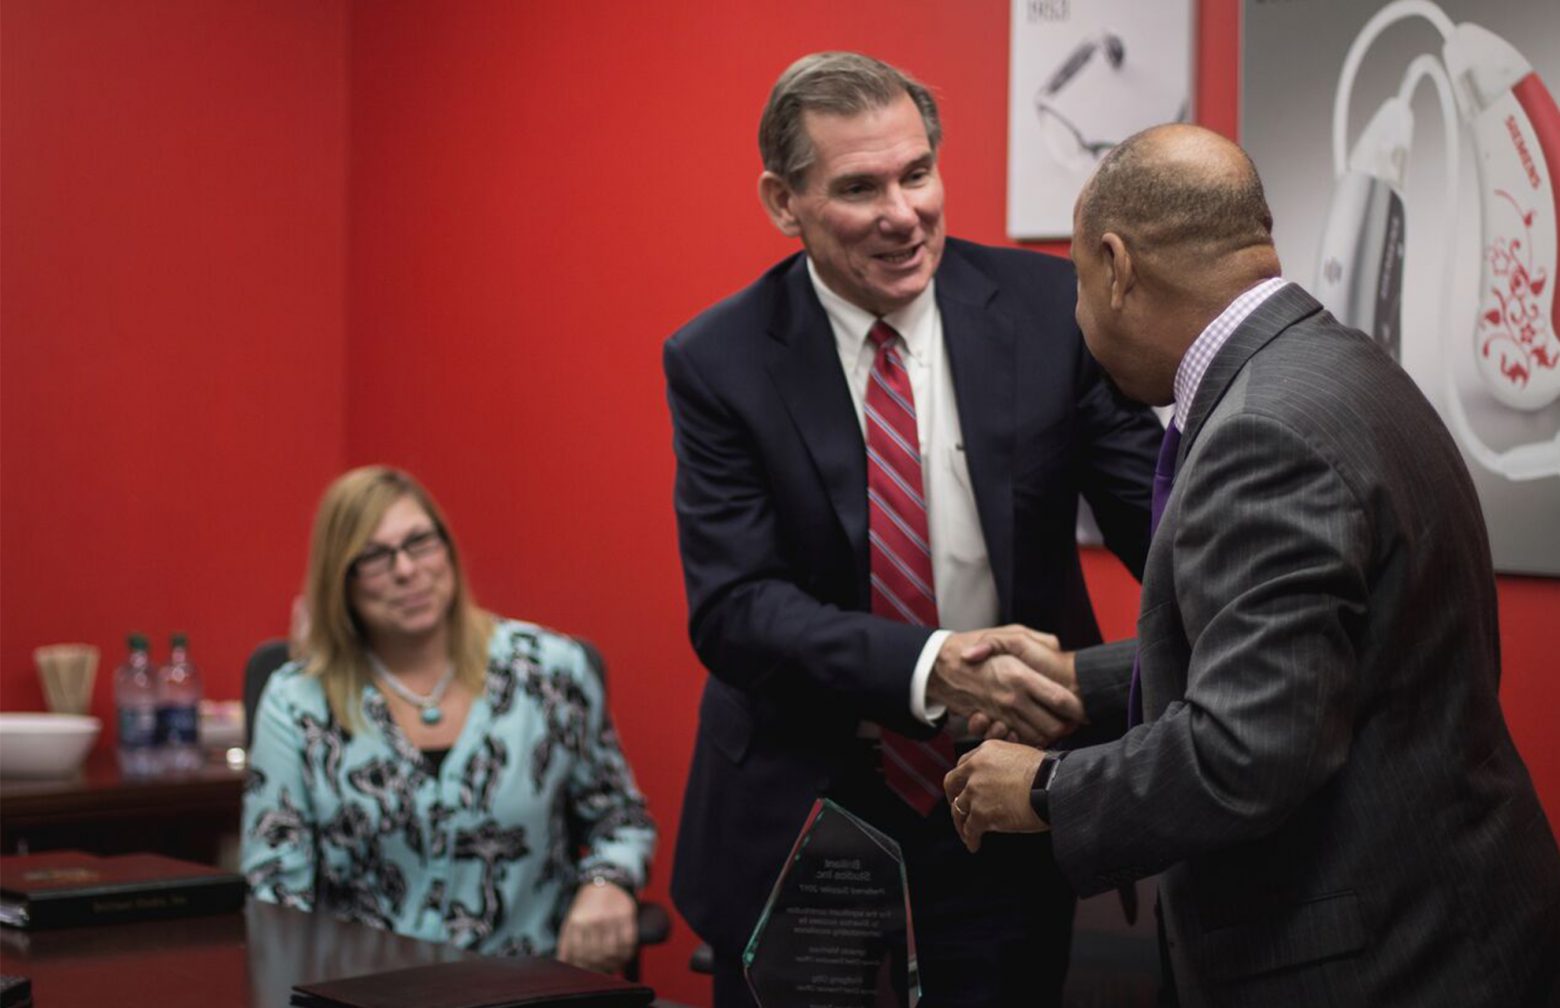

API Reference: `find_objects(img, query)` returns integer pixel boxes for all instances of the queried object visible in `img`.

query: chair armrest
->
[636,901,671,947]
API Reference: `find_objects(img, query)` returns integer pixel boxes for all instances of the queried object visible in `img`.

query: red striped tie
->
[866,320,956,815]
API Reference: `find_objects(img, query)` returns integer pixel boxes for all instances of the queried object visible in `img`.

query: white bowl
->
[0,712,101,779]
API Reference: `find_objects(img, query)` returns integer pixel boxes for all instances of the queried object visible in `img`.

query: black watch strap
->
[1028,751,1065,824]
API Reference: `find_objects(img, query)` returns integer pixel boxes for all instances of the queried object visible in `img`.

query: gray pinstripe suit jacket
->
[1050,284,1560,1006]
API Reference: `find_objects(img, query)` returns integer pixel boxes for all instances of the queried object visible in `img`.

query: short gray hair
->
[759,52,942,190]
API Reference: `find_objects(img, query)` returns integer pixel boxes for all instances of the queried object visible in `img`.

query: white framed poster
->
[1242,0,1560,576]
[1007,0,1194,240]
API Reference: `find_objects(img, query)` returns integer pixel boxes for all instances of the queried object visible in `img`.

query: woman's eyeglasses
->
[349,528,447,580]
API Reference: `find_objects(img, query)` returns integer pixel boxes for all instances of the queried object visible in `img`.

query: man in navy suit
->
[663,52,1163,1007]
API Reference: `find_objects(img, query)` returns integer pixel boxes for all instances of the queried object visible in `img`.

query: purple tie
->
[1127,420,1181,728]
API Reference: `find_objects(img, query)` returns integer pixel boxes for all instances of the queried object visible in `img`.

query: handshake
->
[925,625,1083,747]
[929,626,1081,854]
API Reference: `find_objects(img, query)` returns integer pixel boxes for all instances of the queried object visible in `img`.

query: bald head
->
[1076,124,1276,290]
[1067,125,1282,406]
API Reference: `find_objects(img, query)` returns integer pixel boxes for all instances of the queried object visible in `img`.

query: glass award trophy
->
[743,799,919,1007]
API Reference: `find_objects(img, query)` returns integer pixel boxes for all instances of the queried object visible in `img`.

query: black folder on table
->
[0,850,244,930]
[289,956,655,1008]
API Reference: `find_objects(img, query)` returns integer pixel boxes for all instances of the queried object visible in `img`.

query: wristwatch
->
[1028,751,1066,824]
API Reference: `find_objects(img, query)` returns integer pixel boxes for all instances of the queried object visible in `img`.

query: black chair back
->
[242,638,292,748]
[570,636,672,980]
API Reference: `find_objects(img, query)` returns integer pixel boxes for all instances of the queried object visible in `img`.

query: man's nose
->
[878,186,917,231]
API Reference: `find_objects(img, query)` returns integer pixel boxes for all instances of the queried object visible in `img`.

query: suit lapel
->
[1140,286,1324,722]
[762,257,869,562]
[1178,283,1326,468]
[937,247,1017,613]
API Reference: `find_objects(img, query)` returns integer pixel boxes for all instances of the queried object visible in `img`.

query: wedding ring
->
[953,799,968,816]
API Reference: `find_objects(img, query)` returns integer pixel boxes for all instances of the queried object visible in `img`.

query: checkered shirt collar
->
[1172,277,1289,430]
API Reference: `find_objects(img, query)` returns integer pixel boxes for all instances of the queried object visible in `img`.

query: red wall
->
[1,1,348,716]
[342,1,1557,1001]
[3,1,1556,1004]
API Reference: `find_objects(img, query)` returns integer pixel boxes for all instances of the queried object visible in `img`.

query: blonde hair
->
[302,466,493,731]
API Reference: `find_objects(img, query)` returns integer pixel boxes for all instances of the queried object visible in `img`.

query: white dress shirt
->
[807,258,999,724]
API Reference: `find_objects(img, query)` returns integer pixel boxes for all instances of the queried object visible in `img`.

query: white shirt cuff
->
[910,629,950,725]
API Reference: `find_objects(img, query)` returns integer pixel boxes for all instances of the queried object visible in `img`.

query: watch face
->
[1033,753,1055,790]
[1030,755,1059,824]
[1041,752,1064,788]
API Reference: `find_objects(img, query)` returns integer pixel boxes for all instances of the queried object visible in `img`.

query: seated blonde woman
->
[242,466,655,972]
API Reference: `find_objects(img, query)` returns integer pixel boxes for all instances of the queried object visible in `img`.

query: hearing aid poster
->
[1242,0,1560,577]
[1006,0,1193,240]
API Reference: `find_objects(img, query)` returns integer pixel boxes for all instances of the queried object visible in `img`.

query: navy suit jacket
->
[663,237,1163,953]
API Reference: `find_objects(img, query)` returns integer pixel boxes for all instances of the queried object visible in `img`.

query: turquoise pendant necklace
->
[368,653,455,725]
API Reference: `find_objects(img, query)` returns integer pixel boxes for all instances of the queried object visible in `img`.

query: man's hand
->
[944,741,1049,853]
[927,625,1083,747]
[556,880,637,973]
[960,630,1082,741]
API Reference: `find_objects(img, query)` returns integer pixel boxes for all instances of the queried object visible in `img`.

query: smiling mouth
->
[876,244,921,266]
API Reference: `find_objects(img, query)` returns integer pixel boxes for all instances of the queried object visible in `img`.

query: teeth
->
[880,249,915,263]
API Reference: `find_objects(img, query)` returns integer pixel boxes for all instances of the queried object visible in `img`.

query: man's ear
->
[1101,232,1135,310]
[758,171,803,238]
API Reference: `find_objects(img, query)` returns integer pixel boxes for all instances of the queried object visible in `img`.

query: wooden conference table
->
[0,899,688,1007]
[0,898,692,1008]
[0,749,245,866]
[0,899,479,1007]
[0,757,690,1006]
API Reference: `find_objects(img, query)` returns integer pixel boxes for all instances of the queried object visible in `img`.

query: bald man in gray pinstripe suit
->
[946,125,1560,1006]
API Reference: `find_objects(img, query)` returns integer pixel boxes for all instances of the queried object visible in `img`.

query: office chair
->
[242,638,293,749]
[572,637,671,981]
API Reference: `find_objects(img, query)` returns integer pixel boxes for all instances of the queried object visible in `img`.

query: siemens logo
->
[1507,115,1543,190]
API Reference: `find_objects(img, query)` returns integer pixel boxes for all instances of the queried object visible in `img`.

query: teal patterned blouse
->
[240,618,655,956]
